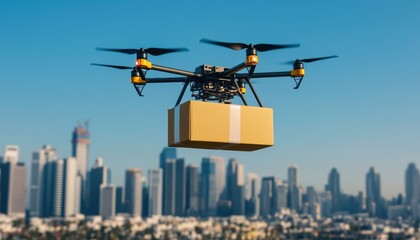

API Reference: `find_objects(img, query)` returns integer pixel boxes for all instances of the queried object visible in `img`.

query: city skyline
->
[2,134,420,221]
[1,0,420,200]
[1,132,418,207]
[1,133,417,200]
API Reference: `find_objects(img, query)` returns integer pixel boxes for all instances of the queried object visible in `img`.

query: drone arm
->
[150,64,201,78]
[223,62,247,76]
[145,77,188,83]
[236,71,291,79]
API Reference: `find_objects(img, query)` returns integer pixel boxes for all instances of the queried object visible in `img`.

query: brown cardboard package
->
[168,101,274,151]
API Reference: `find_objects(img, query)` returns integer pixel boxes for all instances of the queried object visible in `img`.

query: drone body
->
[92,39,337,151]
[92,39,337,107]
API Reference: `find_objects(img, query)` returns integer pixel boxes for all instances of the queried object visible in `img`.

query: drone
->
[92,39,337,107]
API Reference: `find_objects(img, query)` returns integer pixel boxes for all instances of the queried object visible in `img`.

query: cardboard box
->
[168,101,274,151]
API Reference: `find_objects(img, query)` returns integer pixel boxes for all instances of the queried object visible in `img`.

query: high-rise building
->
[260,176,280,217]
[163,159,176,215]
[226,159,238,206]
[200,156,225,217]
[287,164,301,212]
[115,186,124,214]
[175,158,186,216]
[142,183,149,218]
[405,163,420,207]
[163,158,185,216]
[159,147,177,214]
[63,157,79,217]
[277,184,288,210]
[232,163,245,215]
[87,158,111,216]
[0,162,27,216]
[125,168,142,217]
[245,173,260,217]
[326,168,341,212]
[30,145,57,217]
[100,184,116,219]
[41,159,64,217]
[71,124,90,213]
[159,147,177,170]
[306,186,320,219]
[186,164,200,216]
[319,191,333,218]
[1,145,19,165]
[366,167,381,217]
[148,169,162,216]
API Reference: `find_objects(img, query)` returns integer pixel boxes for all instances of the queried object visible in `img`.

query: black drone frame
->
[92,39,337,107]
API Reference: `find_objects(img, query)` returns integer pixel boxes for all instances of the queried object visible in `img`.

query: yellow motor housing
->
[131,76,146,85]
[290,68,305,77]
[136,59,152,69]
[246,55,258,66]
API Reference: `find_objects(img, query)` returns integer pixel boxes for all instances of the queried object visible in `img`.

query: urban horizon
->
[0,124,418,221]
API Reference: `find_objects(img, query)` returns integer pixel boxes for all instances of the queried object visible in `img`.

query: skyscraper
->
[159,147,177,214]
[232,163,245,215]
[148,169,162,216]
[287,164,301,212]
[306,186,320,219]
[87,158,111,216]
[245,173,260,217]
[163,158,185,216]
[0,162,27,216]
[326,168,341,212]
[159,147,177,170]
[125,168,142,217]
[100,184,116,219]
[175,158,186,216]
[1,145,19,165]
[226,159,238,206]
[30,145,57,217]
[63,157,79,217]
[200,156,225,217]
[405,163,420,207]
[260,176,281,217]
[366,167,381,217]
[186,164,200,216]
[41,159,64,217]
[163,159,176,215]
[115,186,124,214]
[319,191,333,218]
[71,124,90,213]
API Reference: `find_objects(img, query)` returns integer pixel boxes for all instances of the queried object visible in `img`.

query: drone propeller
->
[200,38,300,52]
[90,63,133,70]
[284,55,338,65]
[95,47,189,56]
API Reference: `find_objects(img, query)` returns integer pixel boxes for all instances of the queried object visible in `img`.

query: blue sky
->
[1,0,419,198]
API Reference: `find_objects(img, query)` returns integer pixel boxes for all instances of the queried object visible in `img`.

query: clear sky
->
[1,0,419,198]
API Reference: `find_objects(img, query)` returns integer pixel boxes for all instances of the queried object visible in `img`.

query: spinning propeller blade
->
[284,55,338,65]
[200,38,300,52]
[95,47,189,56]
[90,63,132,70]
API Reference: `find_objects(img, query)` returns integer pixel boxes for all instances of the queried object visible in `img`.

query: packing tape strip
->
[218,104,241,149]
[174,104,180,144]
[229,105,241,143]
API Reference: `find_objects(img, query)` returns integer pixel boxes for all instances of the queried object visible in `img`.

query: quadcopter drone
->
[92,39,337,107]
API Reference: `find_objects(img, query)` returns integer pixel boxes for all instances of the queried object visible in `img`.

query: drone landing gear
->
[133,84,146,97]
[293,76,304,89]
[175,80,190,107]
[244,78,263,107]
